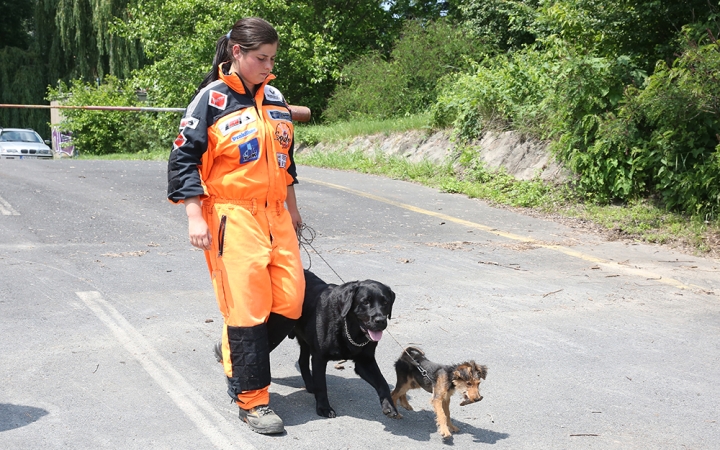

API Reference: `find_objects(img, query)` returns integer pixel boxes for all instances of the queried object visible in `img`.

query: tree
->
[119,0,398,115]
[386,0,459,21]
[55,0,144,80]
[455,0,539,51]
[534,0,716,71]
[1,0,144,136]
[0,0,33,49]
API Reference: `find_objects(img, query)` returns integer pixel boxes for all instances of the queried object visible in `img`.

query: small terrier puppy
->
[391,346,487,438]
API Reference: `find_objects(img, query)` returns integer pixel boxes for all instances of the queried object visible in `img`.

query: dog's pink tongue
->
[368,330,383,341]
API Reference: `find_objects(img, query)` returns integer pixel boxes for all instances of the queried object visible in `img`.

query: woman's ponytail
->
[195,34,231,96]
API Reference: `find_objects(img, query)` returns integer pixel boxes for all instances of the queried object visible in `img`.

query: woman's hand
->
[185,197,212,250]
[286,185,303,231]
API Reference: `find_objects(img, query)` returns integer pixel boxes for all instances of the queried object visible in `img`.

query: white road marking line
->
[0,195,20,215]
[303,177,712,294]
[76,291,255,450]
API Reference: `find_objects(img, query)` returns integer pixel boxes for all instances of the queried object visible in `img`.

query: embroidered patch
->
[268,110,292,122]
[277,153,288,169]
[238,138,260,164]
[179,116,199,130]
[264,85,283,102]
[173,132,186,149]
[275,122,292,149]
[208,90,228,110]
[218,112,256,136]
[231,128,257,142]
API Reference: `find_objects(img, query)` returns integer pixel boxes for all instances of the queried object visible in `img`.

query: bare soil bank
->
[297,129,572,182]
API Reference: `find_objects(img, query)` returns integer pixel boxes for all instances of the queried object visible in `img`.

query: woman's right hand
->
[185,197,212,250]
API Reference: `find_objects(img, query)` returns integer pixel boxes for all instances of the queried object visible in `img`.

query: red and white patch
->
[208,90,227,110]
[179,116,199,130]
[173,132,187,149]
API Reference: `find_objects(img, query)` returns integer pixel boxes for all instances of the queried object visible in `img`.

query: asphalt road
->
[1,160,718,449]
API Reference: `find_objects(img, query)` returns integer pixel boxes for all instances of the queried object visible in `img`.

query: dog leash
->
[385,330,433,382]
[297,223,432,381]
[297,223,345,283]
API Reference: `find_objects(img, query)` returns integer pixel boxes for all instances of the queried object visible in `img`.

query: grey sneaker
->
[239,405,285,434]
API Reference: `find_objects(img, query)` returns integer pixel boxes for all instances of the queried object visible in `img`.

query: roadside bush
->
[580,40,720,218]
[430,48,550,141]
[47,76,177,156]
[458,0,539,51]
[324,19,487,122]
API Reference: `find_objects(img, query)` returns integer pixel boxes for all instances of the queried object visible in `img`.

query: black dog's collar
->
[344,318,371,347]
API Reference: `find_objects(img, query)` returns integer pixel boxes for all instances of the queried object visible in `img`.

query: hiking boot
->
[213,340,223,363]
[238,405,285,434]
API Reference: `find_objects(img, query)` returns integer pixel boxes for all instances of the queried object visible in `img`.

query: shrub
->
[582,40,720,218]
[324,19,488,122]
[47,76,177,156]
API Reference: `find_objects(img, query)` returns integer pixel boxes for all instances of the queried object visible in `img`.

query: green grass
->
[295,113,431,146]
[74,148,169,161]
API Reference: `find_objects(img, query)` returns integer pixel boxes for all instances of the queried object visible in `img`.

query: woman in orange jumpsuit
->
[167,17,304,434]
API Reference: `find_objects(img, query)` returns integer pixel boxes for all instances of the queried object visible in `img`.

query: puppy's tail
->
[402,346,425,361]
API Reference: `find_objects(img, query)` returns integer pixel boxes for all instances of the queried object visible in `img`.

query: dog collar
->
[344,318,371,347]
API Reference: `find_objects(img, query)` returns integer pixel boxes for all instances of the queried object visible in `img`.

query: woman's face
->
[233,42,277,87]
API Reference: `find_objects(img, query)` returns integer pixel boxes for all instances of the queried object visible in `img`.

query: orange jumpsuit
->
[167,64,305,409]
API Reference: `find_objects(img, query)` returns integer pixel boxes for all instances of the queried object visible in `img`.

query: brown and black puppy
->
[391,346,488,438]
[291,269,399,419]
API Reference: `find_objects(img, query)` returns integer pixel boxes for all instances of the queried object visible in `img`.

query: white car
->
[0,128,54,160]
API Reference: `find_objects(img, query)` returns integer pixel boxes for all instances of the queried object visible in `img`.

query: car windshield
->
[0,130,42,143]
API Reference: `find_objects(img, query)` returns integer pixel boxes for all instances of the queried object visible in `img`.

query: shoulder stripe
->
[186,80,226,117]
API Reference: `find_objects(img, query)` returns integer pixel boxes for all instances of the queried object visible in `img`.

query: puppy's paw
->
[398,396,414,411]
[439,427,452,439]
[317,406,336,418]
[449,424,460,433]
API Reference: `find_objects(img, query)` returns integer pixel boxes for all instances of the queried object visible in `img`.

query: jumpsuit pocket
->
[211,270,229,318]
[217,215,227,257]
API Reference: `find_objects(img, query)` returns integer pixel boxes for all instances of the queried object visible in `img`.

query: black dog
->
[291,269,399,419]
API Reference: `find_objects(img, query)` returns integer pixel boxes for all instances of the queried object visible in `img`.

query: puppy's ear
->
[337,281,358,318]
[475,364,488,380]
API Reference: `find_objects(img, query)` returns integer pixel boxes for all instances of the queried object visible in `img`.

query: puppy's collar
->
[344,318,371,347]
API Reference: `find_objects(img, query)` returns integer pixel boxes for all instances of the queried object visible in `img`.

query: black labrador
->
[291,269,399,419]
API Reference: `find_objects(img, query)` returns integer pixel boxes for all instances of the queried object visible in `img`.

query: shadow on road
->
[271,374,509,444]
[0,403,49,432]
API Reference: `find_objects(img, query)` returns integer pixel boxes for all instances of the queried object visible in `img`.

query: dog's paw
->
[381,399,400,418]
[317,406,337,418]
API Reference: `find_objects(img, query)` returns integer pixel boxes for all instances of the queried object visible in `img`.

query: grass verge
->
[73,149,169,161]
[295,114,431,146]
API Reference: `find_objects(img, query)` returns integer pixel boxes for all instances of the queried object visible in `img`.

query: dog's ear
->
[475,363,488,380]
[386,287,396,320]
[336,281,359,318]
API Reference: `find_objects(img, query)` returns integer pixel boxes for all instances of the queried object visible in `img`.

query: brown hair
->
[195,17,279,95]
